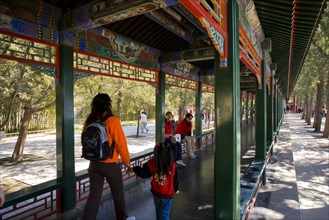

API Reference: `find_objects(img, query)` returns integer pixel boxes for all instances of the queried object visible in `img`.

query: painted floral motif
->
[153,172,169,186]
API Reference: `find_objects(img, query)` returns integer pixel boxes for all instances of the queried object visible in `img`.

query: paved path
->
[250,114,329,220]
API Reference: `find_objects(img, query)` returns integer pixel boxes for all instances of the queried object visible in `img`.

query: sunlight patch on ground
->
[299,198,328,209]
[283,199,300,209]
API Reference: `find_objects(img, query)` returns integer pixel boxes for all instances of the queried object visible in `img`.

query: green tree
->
[295,4,329,135]
[0,60,56,162]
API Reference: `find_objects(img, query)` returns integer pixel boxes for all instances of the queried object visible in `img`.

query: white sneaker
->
[190,154,196,159]
[176,160,186,167]
[127,216,136,220]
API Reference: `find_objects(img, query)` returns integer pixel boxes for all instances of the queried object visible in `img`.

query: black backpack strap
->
[101,113,112,122]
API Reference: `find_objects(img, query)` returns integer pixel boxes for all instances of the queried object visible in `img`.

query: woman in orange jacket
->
[82,93,134,220]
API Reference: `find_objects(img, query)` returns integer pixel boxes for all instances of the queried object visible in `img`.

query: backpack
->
[81,119,115,161]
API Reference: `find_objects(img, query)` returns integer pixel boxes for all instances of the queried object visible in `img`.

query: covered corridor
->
[62,113,328,220]
[0,0,327,219]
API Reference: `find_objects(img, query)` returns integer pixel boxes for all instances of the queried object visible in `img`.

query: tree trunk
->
[323,71,329,138]
[207,109,211,129]
[116,91,123,118]
[178,105,185,122]
[303,95,308,120]
[10,107,33,162]
[307,97,313,125]
[0,65,26,130]
[314,75,325,132]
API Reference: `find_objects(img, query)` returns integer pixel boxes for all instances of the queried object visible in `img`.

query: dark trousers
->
[82,161,128,220]
[166,139,182,161]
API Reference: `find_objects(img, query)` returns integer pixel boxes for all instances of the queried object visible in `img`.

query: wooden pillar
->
[156,70,165,143]
[246,92,250,124]
[256,56,267,185]
[56,45,75,212]
[255,57,267,161]
[267,74,274,144]
[195,81,202,145]
[214,0,240,219]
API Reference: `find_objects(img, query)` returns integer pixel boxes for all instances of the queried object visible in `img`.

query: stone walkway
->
[250,113,329,220]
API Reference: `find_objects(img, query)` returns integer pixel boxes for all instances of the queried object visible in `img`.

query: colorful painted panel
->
[0,1,60,43]
[238,0,263,56]
[0,0,61,30]
[72,28,160,70]
[239,26,261,87]
[179,0,227,66]
[161,62,199,80]
[62,0,178,31]
[73,51,157,83]
[165,73,198,90]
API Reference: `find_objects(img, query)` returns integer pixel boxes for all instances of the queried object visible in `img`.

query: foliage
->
[295,4,329,134]
[74,75,156,121]
[0,60,55,132]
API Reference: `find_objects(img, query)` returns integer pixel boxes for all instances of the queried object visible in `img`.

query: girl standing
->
[132,142,178,220]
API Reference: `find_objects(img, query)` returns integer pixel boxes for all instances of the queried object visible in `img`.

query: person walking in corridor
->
[82,93,134,220]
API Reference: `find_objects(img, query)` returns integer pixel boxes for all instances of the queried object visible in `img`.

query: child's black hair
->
[153,142,174,176]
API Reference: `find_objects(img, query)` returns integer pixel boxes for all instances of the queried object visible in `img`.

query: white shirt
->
[141,114,147,123]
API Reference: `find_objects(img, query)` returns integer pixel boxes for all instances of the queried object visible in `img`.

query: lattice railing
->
[202,83,215,93]
[0,131,214,219]
[73,51,157,83]
[165,73,198,90]
[0,188,58,220]
[202,131,215,146]
[0,30,57,67]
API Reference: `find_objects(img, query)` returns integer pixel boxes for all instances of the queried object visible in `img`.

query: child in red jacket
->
[132,142,178,220]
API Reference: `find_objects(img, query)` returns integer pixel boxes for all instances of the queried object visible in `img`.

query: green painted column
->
[214,1,240,219]
[255,58,267,161]
[278,93,283,121]
[195,81,202,145]
[246,92,249,124]
[278,92,281,124]
[56,45,75,212]
[256,57,267,185]
[156,70,165,143]
[274,83,278,135]
[266,74,274,144]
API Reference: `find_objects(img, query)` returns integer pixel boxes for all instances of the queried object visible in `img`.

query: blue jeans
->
[153,195,173,220]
